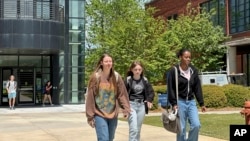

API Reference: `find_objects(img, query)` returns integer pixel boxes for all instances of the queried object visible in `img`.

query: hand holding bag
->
[161,67,181,134]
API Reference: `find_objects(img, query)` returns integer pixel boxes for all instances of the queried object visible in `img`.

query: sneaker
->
[42,104,45,107]
[9,107,12,110]
[51,104,54,106]
[12,106,15,110]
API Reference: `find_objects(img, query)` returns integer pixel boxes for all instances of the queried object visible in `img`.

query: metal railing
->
[0,0,64,22]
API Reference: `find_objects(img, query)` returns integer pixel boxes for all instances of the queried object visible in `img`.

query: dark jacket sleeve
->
[167,67,177,106]
[193,69,205,107]
[146,81,155,103]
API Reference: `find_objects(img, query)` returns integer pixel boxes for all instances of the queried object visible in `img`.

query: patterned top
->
[95,82,115,114]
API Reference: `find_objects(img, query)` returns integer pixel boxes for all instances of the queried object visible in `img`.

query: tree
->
[85,0,167,83]
[85,1,229,84]
[163,3,230,71]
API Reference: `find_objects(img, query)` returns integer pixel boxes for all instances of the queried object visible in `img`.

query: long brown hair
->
[90,53,117,92]
[126,61,145,77]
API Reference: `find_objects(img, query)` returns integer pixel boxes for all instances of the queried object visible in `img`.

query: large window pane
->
[42,73,51,85]
[201,0,225,32]
[229,0,250,33]
[69,44,84,54]
[19,56,41,67]
[69,31,82,43]
[0,56,18,66]
[20,0,33,18]
[69,0,84,18]
[4,0,17,18]
[42,56,50,67]
[70,55,84,67]
[68,72,85,103]
[69,18,84,30]
[42,68,51,73]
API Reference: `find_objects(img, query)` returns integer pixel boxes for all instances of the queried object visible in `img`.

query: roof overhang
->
[225,37,250,46]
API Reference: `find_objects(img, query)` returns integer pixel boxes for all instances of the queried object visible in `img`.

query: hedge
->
[202,85,227,108]
[222,84,250,107]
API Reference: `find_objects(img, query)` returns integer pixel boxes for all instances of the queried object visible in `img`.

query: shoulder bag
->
[161,67,181,134]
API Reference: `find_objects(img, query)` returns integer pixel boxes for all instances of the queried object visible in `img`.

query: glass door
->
[1,68,13,105]
[17,68,35,105]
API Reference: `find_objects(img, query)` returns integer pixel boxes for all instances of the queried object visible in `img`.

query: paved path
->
[0,105,233,141]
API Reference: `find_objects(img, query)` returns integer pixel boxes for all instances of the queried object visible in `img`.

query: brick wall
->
[147,0,250,38]
[147,0,207,19]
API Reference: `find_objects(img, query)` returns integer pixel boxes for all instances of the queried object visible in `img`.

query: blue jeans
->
[94,115,118,141]
[177,99,200,141]
[128,101,145,141]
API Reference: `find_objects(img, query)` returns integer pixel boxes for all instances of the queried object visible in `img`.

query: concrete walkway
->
[0,105,233,141]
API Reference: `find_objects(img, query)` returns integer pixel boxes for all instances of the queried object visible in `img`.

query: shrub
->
[153,85,167,94]
[202,85,227,108]
[222,84,250,107]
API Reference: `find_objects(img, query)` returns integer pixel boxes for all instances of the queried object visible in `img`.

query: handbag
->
[162,66,181,134]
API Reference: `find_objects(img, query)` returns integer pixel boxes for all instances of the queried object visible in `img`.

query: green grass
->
[141,113,245,140]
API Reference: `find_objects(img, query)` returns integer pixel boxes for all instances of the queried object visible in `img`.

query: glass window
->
[70,55,84,67]
[59,91,64,104]
[20,0,33,18]
[42,74,51,85]
[59,56,64,67]
[19,56,41,67]
[0,56,18,66]
[67,72,85,103]
[70,44,84,54]
[200,0,226,32]
[229,0,250,33]
[69,0,84,18]
[69,31,82,43]
[42,56,50,67]
[42,68,51,73]
[4,0,17,18]
[68,91,84,103]
[36,0,50,19]
[69,18,84,30]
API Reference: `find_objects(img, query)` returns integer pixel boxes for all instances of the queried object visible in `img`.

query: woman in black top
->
[124,61,154,141]
[42,80,53,106]
[167,48,206,141]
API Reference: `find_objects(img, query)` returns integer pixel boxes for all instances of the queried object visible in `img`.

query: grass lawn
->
[141,113,244,140]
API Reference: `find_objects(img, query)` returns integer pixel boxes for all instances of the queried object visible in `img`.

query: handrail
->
[0,0,64,22]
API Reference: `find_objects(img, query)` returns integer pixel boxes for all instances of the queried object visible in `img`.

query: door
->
[17,68,35,105]
[1,68,14,105]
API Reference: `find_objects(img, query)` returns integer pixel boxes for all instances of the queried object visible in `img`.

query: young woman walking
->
[6,75,17,110]
[85,54,131,141]
[125,61,155,141]
[167,48,206,141]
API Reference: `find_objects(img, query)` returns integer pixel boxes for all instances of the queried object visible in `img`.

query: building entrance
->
[0,67,36,106]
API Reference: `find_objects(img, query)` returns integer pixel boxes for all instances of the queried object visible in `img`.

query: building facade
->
[147,0,250,85]
[0,0,85,106]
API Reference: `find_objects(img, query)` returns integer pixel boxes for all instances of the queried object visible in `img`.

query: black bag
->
[162,66,181,134]
[144,102,148,114]
[162,109,181,134]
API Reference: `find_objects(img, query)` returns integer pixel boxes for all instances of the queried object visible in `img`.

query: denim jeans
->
[177,99,200,141]
[128,101,145,141]
[94,115,118,141]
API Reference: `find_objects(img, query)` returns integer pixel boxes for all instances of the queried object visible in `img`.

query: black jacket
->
[167,64,204,107]
[124,76,155,103]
